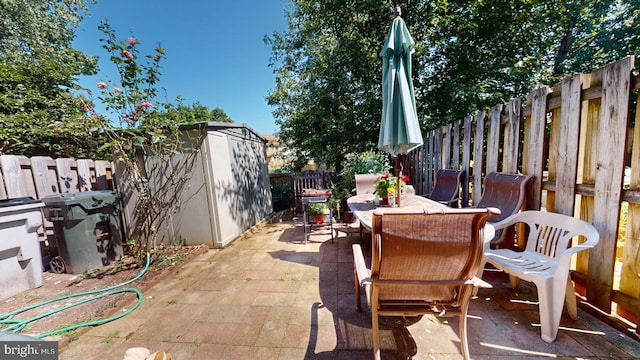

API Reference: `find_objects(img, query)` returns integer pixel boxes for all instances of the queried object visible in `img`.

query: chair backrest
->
[474,172,533,223]
[515,211,600,258]
[370,207,498,304]
[355,173,383,195]
[293,171,326,212]
[426,169,464,205]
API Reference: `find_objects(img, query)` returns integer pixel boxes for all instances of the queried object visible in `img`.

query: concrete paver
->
[58,219,640,359]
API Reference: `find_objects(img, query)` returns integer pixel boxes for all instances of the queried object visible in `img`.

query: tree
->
[169,99,234,124]
[0,0,107,158]
[266,0,394,171]
[266,0,640,166]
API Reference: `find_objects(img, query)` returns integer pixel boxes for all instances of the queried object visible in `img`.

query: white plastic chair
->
[482,210,600,342]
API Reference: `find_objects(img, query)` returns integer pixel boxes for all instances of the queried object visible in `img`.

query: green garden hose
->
[0,253,150,338]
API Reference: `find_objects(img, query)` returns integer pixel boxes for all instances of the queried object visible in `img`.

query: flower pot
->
[312,214,331,224]
[341,210,356,223]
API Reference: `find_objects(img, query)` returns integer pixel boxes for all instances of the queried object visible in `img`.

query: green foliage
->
[330,151,388,216]
[267,0,640,165]
[0,0,108,158]
[266,0,392,171]
[306,202,330,216]
[168,98,234,124]
[270,178,293,211]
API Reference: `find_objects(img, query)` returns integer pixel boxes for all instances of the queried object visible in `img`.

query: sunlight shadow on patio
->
[267,234,464,358]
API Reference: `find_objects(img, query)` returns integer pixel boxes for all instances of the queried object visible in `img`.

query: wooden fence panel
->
[0,155,36,199]
[503,98,521,173]
[473,111,485,203]
[452,120,461,169]
[95,160,114,190]
[522,86,550,210]
[407,57,639,332]
[76,159,94,192]
[554,74,584,215]
[433,128,442,182]
[620,91,640,323]
[590,56,634,312]
[441,124,451,168]
[486,105,502,175]
[31,156,60,198]
[461,116,472,207]
[546,105,562,213]
[0,156,115,200]
[55,158,78,193]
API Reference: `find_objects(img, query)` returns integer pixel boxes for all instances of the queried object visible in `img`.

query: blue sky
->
[73,0,288,135]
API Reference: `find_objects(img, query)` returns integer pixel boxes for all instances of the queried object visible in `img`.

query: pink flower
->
[112,87,123,94]
[127,37,137,46]
[81,103,93,112]
[120,50,133,60]
[97,81,108,89]
[141,101,153,108]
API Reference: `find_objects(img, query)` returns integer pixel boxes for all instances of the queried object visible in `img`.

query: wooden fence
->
[0,154,116,266]
[404,56,639,336]
[0,155,115,199]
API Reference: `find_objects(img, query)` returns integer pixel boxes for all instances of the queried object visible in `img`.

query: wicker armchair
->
[425,169,464,207]
[352,207,499,360]
[354,173,383,242]
[473,172,533,246]
[355,173,383,195]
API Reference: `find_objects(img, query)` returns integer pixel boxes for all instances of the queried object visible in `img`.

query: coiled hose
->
[0,253,150,338]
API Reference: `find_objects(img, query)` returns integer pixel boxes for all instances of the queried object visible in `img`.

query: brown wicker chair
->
[352,207,499,360]
[473,172,533,246]
[425,169,464,207]
[354,174,383,242]
[355,173,383,195]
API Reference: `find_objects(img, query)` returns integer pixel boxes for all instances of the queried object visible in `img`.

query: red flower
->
[402,175,410,183]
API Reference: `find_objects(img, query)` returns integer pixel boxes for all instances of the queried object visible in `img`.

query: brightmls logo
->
[2,341,58,359]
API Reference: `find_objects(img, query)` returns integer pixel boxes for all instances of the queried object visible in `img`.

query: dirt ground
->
[0,245,208,341]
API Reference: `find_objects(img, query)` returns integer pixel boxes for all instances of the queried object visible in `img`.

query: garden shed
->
[120,121,272,249]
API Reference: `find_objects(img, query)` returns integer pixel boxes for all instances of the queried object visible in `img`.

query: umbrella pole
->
[395,157,402,208]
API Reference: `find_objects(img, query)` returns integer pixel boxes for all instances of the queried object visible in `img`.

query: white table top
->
[347,194,447,230]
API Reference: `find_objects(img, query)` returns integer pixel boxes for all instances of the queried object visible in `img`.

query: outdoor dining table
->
[347,193,448,230]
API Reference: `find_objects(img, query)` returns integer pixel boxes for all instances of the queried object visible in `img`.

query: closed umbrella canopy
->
[378,10,423,156]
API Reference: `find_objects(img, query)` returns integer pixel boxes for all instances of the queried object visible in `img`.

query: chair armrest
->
[372,278,491,288]
[481,224,496,252]
[557,235,599,265]
[352,244,371,286]
[488,213,521,230]
[471,276,492,289]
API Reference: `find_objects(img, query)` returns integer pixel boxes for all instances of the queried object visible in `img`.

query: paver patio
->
[58,218,639,359]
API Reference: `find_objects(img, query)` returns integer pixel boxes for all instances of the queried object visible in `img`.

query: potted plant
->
[306,202,331,224]
[374,173,410,205]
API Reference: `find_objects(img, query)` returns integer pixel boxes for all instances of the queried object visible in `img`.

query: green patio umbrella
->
[378,7,423,206]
